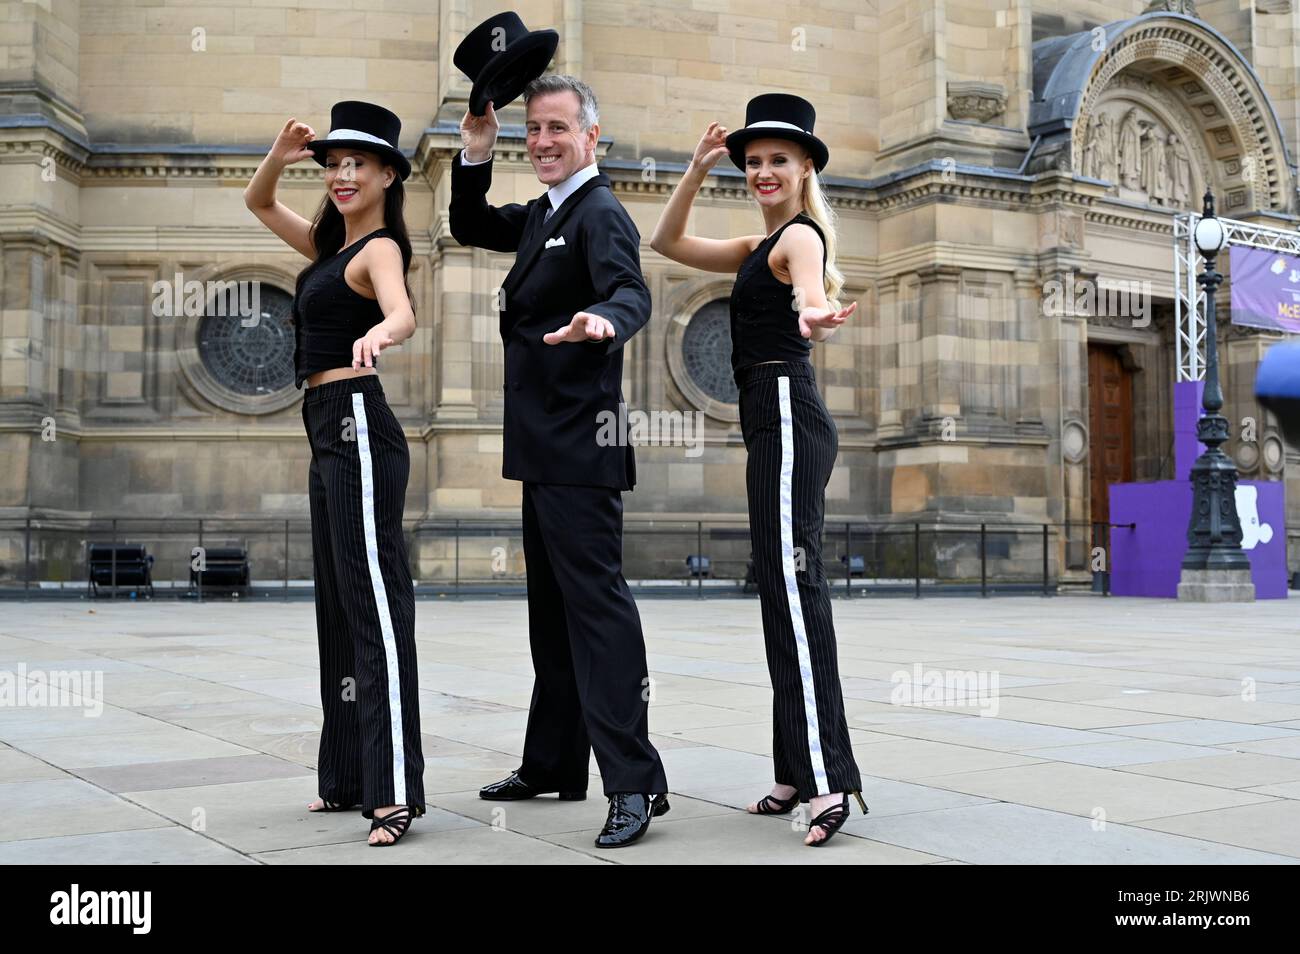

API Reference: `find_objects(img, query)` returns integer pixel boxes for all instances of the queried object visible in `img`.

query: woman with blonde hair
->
[650,93,865,846]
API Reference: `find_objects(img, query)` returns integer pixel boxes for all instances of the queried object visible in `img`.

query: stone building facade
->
[1,0,1298,587]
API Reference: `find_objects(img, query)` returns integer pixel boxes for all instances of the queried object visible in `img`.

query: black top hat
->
[307,100,411,181]
[454,12,559,117]
[725,93,829,173]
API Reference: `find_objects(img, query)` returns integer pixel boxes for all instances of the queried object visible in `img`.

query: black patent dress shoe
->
[594,792,670,848]
[478,771,587,801]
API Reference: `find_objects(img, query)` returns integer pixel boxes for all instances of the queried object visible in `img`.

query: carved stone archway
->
[1031,12,1297,215]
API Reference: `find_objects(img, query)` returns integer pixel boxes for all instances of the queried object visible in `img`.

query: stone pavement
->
[1,595,1299,864]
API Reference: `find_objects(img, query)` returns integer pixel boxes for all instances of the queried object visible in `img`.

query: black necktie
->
[522,196,550,250]
[542,194,555,223]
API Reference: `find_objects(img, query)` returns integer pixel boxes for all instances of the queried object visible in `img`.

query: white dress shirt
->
[460,148,599,218]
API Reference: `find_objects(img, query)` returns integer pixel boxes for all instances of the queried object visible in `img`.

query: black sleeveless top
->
[292,228,392,389]
[728,212,827,372]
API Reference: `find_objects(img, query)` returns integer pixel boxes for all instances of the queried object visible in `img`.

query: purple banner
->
[1229,244,1300,332]
[1109,479,1287,599]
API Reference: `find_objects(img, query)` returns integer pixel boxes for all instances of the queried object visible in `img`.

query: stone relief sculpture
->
[1143,0,1201,15]
[1080,103,1197,209]
[1167,132,1193,207]
[1117,107,1143,190]
[1140,121,1169,203]
[1082,112,1115,180]
[947,81,1007,123]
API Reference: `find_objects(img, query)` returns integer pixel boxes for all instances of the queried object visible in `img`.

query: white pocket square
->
[544,236,566,249]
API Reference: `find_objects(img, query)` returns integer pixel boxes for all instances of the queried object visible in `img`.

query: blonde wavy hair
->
[800,168,844,310]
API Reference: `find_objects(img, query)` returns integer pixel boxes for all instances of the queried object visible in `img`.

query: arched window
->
[680,299,738,405]
[198,284,297,396]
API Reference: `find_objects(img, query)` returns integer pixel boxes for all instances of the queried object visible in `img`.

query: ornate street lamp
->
[1178,189,1254,600]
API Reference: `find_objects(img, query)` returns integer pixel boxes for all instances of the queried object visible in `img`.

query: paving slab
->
[1133,800,1300,858]
[0,826,254,864]
[0,778,172,842]
[911,761,1278,823]
[539,811,948,864]
[852,802,1300,865]
[3,595,1298,863]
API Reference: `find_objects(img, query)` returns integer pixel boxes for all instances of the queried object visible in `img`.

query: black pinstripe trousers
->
[737,360,861,799]
[301,375,425,820]
[517,482,668,795]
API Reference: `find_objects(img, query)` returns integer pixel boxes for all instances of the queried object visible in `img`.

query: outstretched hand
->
[353,325,397,369]
[797,300,858,338]
[543,311,616,345]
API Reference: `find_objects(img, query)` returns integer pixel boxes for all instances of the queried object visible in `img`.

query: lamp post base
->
[1176,568,1255,602]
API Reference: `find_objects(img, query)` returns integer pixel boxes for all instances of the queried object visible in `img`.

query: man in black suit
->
[450,74,669,848]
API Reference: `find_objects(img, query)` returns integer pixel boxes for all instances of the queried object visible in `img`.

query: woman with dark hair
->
[651,93,864,847]
[243,101,424,847]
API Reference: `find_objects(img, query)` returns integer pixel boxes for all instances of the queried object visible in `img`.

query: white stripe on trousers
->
[351,391,406,806]
[777,376,830,795]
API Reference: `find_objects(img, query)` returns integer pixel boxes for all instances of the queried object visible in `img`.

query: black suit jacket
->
[449,155,651,490]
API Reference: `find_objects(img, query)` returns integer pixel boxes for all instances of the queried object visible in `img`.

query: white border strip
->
[320,128,395,148]
[745,120,811,134]
[352,391,406,806]
[777,375,830,795]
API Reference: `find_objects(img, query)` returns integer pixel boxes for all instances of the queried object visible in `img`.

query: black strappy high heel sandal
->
[750,790,801,815]
[368,806,414,846]
[806,791,868,847]
[308,797,359,812]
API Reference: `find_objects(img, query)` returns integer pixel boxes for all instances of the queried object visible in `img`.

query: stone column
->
[1040,266,1091,574]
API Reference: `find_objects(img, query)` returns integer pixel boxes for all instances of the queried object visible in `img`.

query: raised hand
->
[797,300,858,339]
[271,118,316,166]
[543,311,616,345]
[353,325,397,370]
[460,101,501,163]
[690,121,730,173]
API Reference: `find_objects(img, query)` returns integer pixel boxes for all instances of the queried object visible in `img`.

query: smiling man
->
[449,74,669,849]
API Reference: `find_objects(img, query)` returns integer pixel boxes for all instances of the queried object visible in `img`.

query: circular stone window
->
[680,299,738,405]
[197,285,297,396]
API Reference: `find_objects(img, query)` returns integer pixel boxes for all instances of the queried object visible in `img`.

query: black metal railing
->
[2,516,311,602]
[0,515,1135,601]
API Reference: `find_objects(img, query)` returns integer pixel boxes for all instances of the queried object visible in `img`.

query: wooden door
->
[1087,344,1134,529]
